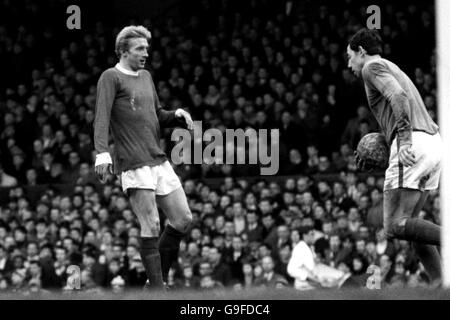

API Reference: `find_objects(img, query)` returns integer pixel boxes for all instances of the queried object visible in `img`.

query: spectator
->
[180,263,200,289]
[82,248,107,287]
[244,211,264,243]
[200,274,224,290]
[232,202,246,236]
[208,247,232,287]
[106,258,124,287]
[367,188,383,230]
[344,254,370,288]
[274,243,294,284]
[0,244,14,276]
[281,149,306,175]
[240,262,255,289]
[53,246,69,287]
[266,225,290,260]
[226,236,247,282]
[287,227,318,290]
[389,255,409,289]
[0,274,9,291]
[0,163,17,187]
[10,269,27,292]
[254,256,288,288]
[261,213,277,245]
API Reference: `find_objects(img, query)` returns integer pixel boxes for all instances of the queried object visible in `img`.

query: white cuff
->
[95,152,112,166]
[175,108,183,117]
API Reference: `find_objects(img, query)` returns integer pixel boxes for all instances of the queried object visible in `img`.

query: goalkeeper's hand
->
[354,151,377,172]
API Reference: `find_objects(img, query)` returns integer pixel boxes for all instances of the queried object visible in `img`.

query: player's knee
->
[173,210,192,232]
[383,226,395,240]
[184,210,193,225]
[385,217,408,240]
[149,219,161,235]
[142,218,160,236]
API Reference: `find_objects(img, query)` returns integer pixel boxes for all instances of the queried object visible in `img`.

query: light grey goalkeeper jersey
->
[361,57,438,147]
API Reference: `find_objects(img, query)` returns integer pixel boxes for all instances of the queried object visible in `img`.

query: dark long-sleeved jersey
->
[94,66,179,174]
[361,58,438,147]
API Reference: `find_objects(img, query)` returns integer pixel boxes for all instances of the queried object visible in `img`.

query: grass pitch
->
[1,287,450,300]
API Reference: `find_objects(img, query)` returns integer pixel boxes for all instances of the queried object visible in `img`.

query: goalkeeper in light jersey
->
[347,28,442,285]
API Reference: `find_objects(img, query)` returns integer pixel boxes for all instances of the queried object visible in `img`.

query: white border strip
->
[437,0,450,288]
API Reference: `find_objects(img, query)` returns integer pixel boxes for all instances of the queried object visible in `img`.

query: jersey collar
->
[115,63,139,76]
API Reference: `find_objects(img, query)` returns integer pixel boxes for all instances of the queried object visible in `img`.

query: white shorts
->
[121,161,182,195]
[384,131,442,191]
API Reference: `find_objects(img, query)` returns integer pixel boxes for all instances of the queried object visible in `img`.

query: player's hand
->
[354,151,375,172]
[398,145,416,167]
[354,151,369,172]
[354,151,365,171]
[95,163,113,183]
[175,109,194,130]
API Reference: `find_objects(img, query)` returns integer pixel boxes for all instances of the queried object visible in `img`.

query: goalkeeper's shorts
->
[121,161,182,195]
[384,131,442,191]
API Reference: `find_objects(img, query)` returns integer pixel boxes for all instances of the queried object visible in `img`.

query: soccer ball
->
[356,133,390,170]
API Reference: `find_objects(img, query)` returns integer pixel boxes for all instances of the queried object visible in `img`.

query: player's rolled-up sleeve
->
[155,97,179,127]
[94,71,116,155]
[149,73,186,128]
[363,62,413,147]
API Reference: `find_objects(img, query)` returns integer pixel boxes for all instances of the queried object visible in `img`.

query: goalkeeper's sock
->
[412,243,441,281]
[159,224,185,283]
[139,237,164,289]
[403,218,441,246]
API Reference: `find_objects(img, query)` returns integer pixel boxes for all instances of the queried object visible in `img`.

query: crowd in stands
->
[0,0,440,293]
[0,174,441,292]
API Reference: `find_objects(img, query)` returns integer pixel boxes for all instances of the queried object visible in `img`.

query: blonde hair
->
[115,25,151,58]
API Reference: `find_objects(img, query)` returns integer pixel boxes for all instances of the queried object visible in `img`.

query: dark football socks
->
[412,243,441,281]
[159,224,185,283]
[404,218,441,246]
[139,237,164,289]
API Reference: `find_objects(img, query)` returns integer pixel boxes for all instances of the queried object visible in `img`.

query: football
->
[356,133,390,170]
